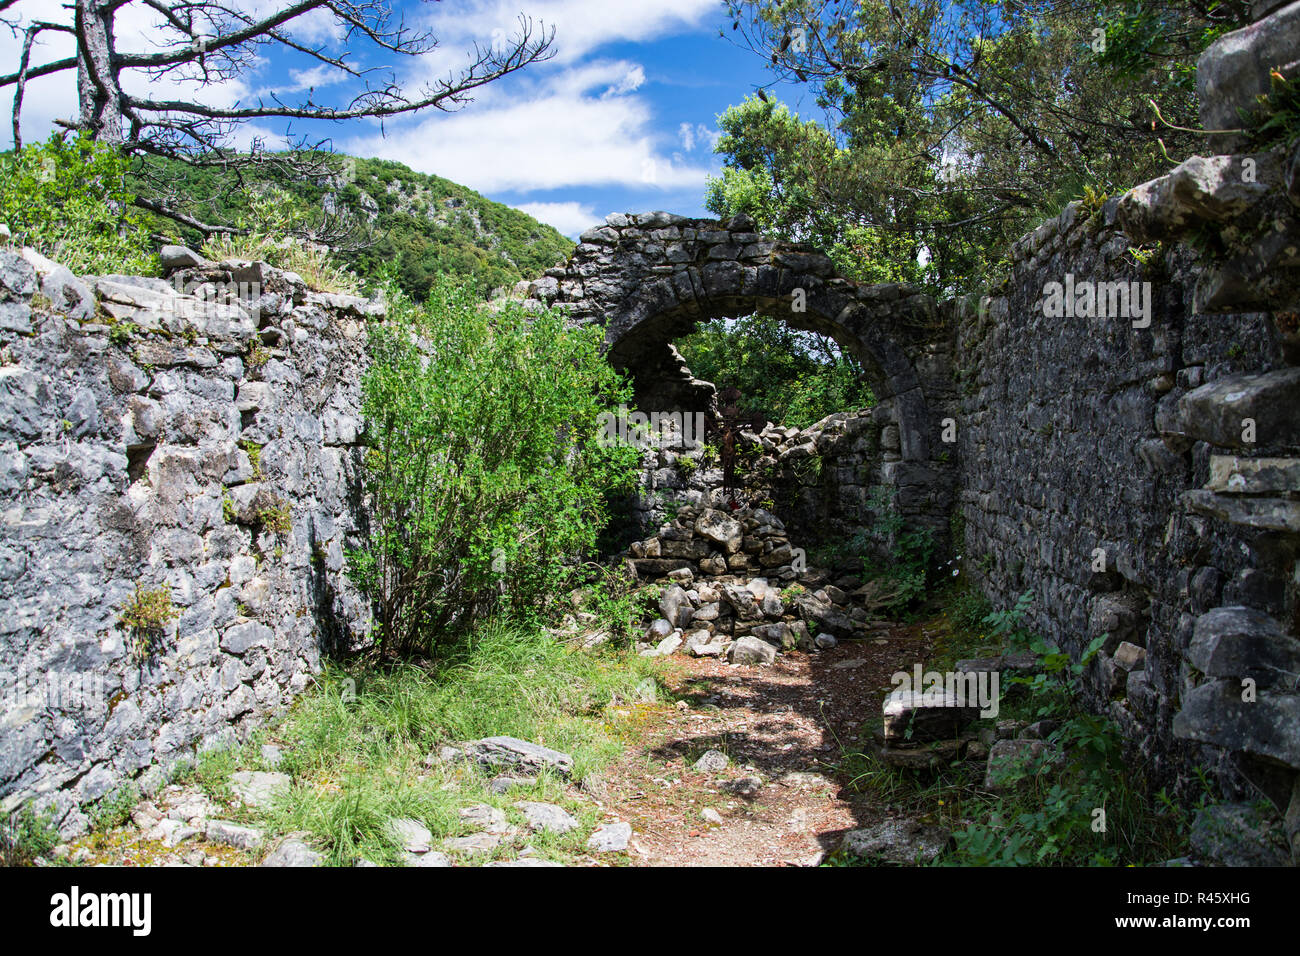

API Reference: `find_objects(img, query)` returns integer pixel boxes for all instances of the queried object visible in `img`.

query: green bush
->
[861,487,934,615]
[0,806,60,866]
[349,278,641,657]
[0,132,157,275]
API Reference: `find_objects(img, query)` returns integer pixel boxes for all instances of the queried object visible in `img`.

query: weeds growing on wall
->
[200,187,361,294]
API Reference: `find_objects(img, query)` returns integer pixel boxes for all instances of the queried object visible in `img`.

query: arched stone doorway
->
[514,211,959,551]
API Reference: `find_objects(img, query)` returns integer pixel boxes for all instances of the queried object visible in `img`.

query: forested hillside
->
[136,153,575,299]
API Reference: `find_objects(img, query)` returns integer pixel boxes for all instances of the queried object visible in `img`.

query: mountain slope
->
[139,153,575,300]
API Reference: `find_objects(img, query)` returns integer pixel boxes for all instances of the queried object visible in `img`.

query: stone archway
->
[513,211,959,545]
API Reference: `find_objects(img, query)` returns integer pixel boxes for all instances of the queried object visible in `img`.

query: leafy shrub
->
[349,278,641,657]
[945,585,992,632]
[0,132,158,275]
[574,562,648,642]
[0,806,60,866]
[89,784,140,832]
[108,321,136,346]
[861,487,935,615]
[835,591,1199,866]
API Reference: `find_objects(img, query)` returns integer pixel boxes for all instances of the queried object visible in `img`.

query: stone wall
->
[0,248,373,835]
[954,4,1300,854]
[503,211,960,550]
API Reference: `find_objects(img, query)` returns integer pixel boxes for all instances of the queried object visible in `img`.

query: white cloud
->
[514,200,601,237]
[602,64,645,98]
[416,0,718,67]
[341,58,711,194]
[285,64,345,94]
[679,121,719,152]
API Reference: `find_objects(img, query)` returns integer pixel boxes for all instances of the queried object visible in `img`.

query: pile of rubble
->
[626,504,800,580]
[617,504,892,664]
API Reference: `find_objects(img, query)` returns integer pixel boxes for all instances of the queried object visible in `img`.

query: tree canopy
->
[710,0,1248,296]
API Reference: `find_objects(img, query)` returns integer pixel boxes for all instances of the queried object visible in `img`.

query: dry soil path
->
[600,623,935,866]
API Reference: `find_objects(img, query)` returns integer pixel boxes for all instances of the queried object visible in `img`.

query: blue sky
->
[1,0,814,237]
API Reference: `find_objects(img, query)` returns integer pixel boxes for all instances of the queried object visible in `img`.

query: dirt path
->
[601,623,936,866]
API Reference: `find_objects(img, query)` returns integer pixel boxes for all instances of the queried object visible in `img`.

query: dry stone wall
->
[954,4,1300,858]
[0,248,373,835]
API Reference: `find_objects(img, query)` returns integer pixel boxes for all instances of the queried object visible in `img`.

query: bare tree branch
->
[0,1,556,240]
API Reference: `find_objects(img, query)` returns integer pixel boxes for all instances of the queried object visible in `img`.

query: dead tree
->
[1,0,555,235]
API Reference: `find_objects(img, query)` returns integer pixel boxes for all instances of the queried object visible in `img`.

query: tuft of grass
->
[89,784,140,833]
[256,498,292,536]
[202,233,360,294]
[195,620,661,865]
[0,806,60,866]
[118,583,180,662]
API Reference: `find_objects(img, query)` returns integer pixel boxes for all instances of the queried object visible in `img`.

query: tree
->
[0,0,554,235]
[677,314,873,428]
[715,0,1249,295]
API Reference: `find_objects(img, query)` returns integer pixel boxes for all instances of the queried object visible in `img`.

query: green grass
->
[0,805,61,866]
[190,620,662,866]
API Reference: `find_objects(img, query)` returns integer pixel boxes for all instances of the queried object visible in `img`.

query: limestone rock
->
[1174,680,1300,768]
[459,804,509,834]
[205,820,264,851]
[514,801,579,834]
[388,817,432,854]
[230,770,290,808]
[730,635,777,666]
[693,749,729,773]
[1189,804,1290,867]
[587,822,632,852]
[262,837,323,867]
[1187,606,1300,689]
[882,690,982,743]
[459,737,574,777]
[694,509,742,552]
[839,819,950,864]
